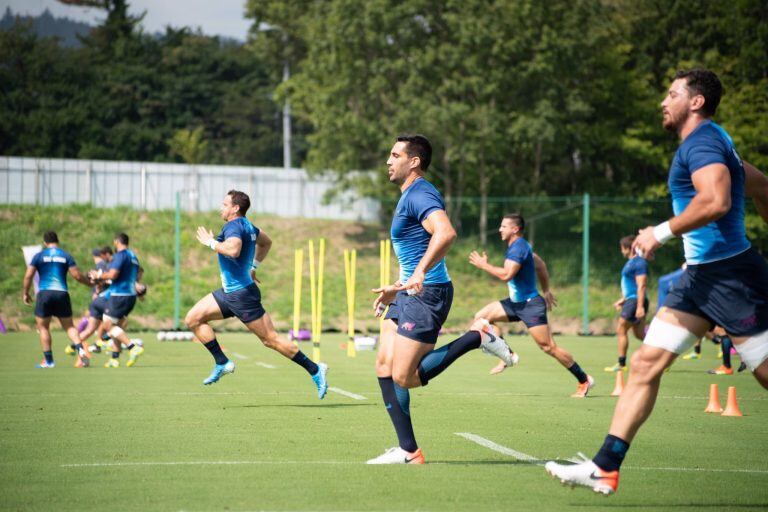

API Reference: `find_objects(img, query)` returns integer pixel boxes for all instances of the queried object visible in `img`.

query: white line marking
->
[231,352,249,360]
[328,387,367,400]
[254,362,276,369]
[456,433,768,475]
[455,433,541,463]
[61,460,351,468]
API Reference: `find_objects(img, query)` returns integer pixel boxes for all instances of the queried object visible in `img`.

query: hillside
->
[0,205,627,334]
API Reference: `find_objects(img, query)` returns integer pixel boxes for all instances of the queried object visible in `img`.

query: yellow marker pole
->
[314,238,325,362]
[345,249,357,357]
[292,249,303,345]
[308,240,317,361]
[385,238,391,285]
[379,240,385,334]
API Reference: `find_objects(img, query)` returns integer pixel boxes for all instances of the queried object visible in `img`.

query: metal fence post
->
[581,193,590,335]
[174,191,181,329]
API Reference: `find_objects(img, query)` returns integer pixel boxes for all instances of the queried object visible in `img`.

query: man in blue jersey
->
[545,69,768,495]
[67,247,111,357]
[469,213,594,397]
[367,134,515,465]
[604,235,649,372]
[184,190,328,395]
[89,233,144,368]
[22,231,93,368]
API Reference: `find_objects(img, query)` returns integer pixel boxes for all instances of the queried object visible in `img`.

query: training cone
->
[721,386,743,417]
[704,383,723,413]
[610,371,624,396]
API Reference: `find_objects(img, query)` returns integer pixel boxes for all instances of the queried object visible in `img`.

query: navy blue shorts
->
[385,282,453,344]
[213,283,266,324]
[664,248,768,336]
[500,295,548,328]
[104,295,137,320]
[89,296,108,318]
[620,297,649,324]
[35,290,72,318]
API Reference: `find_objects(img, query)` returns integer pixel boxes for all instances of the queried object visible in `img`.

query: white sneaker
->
[476,320,516,367]
[490,351,520,374]
[544,455,619,495]
[366,446,425,465]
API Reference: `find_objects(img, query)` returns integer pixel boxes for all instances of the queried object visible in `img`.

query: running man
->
[469,214,594,397]
[22,231,93,368]
[545,69,768,495]
[367,134,514,465]
[89,233,144,368]
[604,235,649,372]
[184,190,329,395]
[67,247,111,357]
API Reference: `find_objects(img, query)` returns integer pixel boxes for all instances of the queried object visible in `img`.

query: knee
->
[392,371,410,389]
[260,334,279,349]
[184,311,200,330]
[539,342,555,355]
[375,357,391,378]
[629,350,662,381]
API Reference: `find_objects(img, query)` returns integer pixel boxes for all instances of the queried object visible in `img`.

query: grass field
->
[1,331,767,512]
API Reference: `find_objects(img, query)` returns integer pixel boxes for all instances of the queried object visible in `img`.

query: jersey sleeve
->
[411,185,445,223]
[30,252,41,269]
[505,242,529,264]
[108,251,125,271]
[634,258,648,276]
[684,131,729,174]
[221,221,243,241]
[66,252,76,268]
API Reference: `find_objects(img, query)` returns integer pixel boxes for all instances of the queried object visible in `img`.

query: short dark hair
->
[228,190,250,216]
[115,232,129,245]
[503,213,525,231]
[674,69,723,117]
[396,134,432,171]
[43,231,58,244]
[620,235,636,249]
[101,246,113,255]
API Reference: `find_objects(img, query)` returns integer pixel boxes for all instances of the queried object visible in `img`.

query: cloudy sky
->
[1,0,253,40]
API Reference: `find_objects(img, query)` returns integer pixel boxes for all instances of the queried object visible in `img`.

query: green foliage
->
[168,126,208,164]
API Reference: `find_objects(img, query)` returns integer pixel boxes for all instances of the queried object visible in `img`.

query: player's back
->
[31,247,75,292]
[217,216,259,293]
[109,249,140,296]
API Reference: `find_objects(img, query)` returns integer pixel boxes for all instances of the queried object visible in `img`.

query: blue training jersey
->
[657,267,685,309]
[217,216,259,293]
[390,178,450,285]
[621,256,648,299]
[108,249,140,296]
[30,247,76,292]
[505,237,539,302]
[668,120,750,264]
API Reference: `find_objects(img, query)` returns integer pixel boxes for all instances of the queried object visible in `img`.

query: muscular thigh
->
[376,319,398,370]
[476,301,509,323]
[392,333,434,376]
[189,293,225,323]
[244,312,277,339]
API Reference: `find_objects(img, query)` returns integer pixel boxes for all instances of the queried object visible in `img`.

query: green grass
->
[1,331,767,511]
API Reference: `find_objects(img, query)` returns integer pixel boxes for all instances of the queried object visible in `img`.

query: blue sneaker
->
[35,359,55,369]
[311,363,329,399]
[203,360,235,385]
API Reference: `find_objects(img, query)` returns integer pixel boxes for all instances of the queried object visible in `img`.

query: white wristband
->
[251,259,261,270]
[652,221,675,244]
[206,239,218,251]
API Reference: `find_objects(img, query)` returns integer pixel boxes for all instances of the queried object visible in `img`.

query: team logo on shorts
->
[401,322,416,331]
[739,314,757,330]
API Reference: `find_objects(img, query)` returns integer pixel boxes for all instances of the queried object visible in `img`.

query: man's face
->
[386,141,418,185]
[219,194,239,220]
[499,218,519,241]
[620,243,631,258]
[661,78,697,132]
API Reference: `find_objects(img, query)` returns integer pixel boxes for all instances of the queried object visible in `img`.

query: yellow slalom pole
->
[314,238,325,362]
[308,240,317,361]
[385,238,391,284]
[345,249,357,357]
[379,240,385,334]
[292,249,303,345]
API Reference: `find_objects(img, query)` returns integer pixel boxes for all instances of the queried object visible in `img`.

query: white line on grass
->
[455,433,768,475]
[61,460,352,468]
[328,387,367,400]
[254,362,276,369]
[231,352,249,360]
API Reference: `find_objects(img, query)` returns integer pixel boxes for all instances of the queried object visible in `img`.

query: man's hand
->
[372,283,401,317]
[196,226,216,248]
[613,298,625,311]
[636,304,646,319]
[401,269,425,296]
[542,290,558,311]
[632,226,661,259]
[22,291,32,306]
[468,250,489,270]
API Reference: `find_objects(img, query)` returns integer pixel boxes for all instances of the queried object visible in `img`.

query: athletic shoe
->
[311,362,329,399]
[489,351,520,374]
[366,447,425,465]
[571,375,595,398]
[203,360,235,385]
[104,358,119,368]
[64,345,76,356]
[126,345,144,367]
[738,362,747,373]
[545,455,619,495]
[476,320,516,367]
[707,365,733,375]
[603,363,626,373]
[78,348,90,368]
[35,360,55,369]
[682,350,701,360]
[717,350,723,359]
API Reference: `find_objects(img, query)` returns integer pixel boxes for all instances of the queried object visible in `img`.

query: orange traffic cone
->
[721,386,743,417]
[610,371,624,397]
[704,383,723,413]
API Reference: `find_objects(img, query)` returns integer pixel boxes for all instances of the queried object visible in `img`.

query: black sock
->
[694,344,701,354]
[292,351,319,376]
[618,356,626,367]
[711,334,723,345]
[112,351,120,359]
[417,331,481,385]
[593,434,630,472]
[74,343,83,351]
[568,362,588,383]
[126,343,135,351]
[378,377,417,453]
[69,343,77,350]
[43,351,53,364]
[203,339,229,365]
[721,336,733,368]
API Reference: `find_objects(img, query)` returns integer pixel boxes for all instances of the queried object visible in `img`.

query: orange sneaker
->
[571,375,595,398]
[545,457,619,495]
[707,365,733,375]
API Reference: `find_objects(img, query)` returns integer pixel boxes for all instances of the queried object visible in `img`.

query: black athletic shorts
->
[212,283,266,324]
[104,295,137,320]
[620,297,649,324]
[385,282,453,344]
[35,290,72,318]
[500,295,548,328]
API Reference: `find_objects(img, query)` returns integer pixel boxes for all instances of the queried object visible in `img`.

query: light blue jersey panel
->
[217,217,259,293]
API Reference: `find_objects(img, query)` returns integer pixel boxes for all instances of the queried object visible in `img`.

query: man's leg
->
[78,317,101,343]
[59,316,89,367]
[731,331,768,389]
[35,316,54,367]
[184,293,232,383]
[631,318,646,342]
[607,319,631,371]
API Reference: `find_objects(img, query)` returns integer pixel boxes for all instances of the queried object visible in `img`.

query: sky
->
[0,0,253,40]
